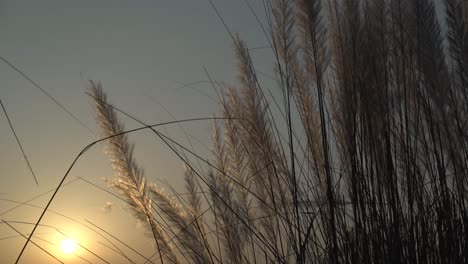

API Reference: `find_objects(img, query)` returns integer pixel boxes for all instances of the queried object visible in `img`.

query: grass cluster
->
[88,0,468,263]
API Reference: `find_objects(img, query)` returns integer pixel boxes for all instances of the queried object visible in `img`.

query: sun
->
[60,238,77,254]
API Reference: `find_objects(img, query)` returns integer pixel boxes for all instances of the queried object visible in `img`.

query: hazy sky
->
[0,1,271,263]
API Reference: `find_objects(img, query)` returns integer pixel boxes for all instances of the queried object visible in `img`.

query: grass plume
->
[88,0,468,263]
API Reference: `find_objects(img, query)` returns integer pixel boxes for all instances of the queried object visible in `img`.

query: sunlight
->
[60,238,77,254]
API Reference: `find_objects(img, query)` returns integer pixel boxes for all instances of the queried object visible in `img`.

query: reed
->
[90,0,468,263]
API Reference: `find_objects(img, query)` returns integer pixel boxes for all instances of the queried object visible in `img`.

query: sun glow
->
[60,238,77,254]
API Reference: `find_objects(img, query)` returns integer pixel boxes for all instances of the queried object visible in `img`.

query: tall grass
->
[90,0,468,263]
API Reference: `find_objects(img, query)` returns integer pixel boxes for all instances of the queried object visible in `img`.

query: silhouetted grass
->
[87,0,468,263]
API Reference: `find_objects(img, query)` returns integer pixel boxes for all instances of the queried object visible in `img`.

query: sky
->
[0,1,271,263]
